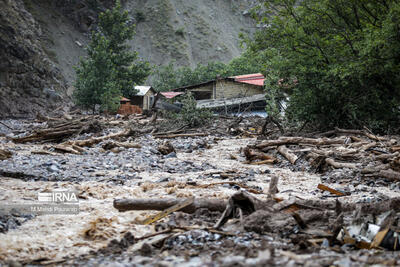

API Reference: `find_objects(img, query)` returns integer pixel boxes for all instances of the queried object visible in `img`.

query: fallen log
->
[256,136,345,149]
[154,133,208,139]
[334,127,386,141]
[268,175,279,198]
[12,118,102,143]
[31,150,57,156]
[102,141,142,150]
[325,158,357,169]
[247,159,276,165]
[375,170,400,181]
[152,125,188,136]
[53,145,81,155]
[197,182,263,194]
[113,198,227,214]
[375,152,399,162]
[277,145,298,164]
[361,164,390,174]
[391,146,400,153]
[311,148,358,161]
[64,129,134,147]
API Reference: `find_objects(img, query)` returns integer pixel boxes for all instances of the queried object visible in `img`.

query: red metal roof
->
[160,92,184,99]
[231,73,265,86]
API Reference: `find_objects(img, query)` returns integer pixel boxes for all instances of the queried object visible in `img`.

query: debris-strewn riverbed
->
[1,116,400,266]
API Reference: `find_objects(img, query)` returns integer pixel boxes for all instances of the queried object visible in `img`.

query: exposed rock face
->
[0,0,257,118]
[0,0,68,118]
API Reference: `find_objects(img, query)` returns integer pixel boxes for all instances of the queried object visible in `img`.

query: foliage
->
[152,51,265,92]
[175,27,185,36]
[163,92,213,127]
[74,0,151,112]
[179,92,213,127]
[248,0,400,132]
[135,10,146,22]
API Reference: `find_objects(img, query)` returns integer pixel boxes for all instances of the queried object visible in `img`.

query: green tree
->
[74,0,151,112]
[152,61,180,92]
[248,0,400,132]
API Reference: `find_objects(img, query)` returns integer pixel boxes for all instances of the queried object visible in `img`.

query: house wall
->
[143,90,155,110]
[185,83,214,100]
[215,80,264,99]
[130,96,143,107]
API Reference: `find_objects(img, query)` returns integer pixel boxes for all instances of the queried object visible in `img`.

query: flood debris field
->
[1,115,400,266]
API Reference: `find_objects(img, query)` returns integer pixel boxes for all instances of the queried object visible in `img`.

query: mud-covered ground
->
[1,117,400,266]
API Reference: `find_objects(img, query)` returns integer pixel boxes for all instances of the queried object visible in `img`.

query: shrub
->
[135,10,145,22]
[179,92,213,127]
[175,27,185,36]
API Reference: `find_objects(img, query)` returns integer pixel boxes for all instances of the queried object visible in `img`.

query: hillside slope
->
[126,0,256,68]
[0,0,256,117]
[0,0,69,118]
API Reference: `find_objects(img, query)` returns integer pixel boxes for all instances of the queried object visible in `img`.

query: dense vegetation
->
[248,0,400,132]
[73,1,150,112]
[152,52,265,92]
[73,0,400,132]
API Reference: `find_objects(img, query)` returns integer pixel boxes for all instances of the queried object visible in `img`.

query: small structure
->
[172,73,265,100]
[117,97,142,115]
[130,86,156,111]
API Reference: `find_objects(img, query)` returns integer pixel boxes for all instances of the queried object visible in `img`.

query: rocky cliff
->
[0,0,69,118]
[0,0,256,117]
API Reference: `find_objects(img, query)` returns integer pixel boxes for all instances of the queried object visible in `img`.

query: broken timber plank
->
[197,182,263,194]
[247,159,276,165]
[154,133,208,138]
[277,145,298,164]
[256,136,345,149]
[325,158,357,169]
[63,129,133,147]
[376,170,400,181]
[334,127,387,141]
[140,197,194,225]
[114,198,227,214]
[317,184,347,196]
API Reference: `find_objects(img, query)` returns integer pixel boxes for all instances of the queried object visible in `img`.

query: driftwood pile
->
[114,187,400,251]
[12,117,103,144]
[244,128,400,181]
[8,116,145,155]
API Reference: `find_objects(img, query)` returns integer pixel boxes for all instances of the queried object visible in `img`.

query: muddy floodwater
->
[1,118,400,266]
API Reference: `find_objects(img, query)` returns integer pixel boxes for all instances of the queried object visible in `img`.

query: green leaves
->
[179,92,213,127]
[73,0,150,112]
[249,0,400,132]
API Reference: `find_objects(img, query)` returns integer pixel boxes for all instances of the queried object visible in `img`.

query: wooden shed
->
[130,86,156,111]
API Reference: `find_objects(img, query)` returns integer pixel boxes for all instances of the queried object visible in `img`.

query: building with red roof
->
[171,73,265,101]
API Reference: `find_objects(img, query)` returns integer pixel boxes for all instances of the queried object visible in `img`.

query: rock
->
[244,210,294,234]
[47,164,59,173]
[158,141,175,155]
[139,242,153,256]
[164,152,177,158]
